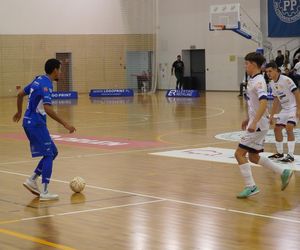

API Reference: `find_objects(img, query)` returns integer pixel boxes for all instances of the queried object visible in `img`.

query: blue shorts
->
[23,126,58,158]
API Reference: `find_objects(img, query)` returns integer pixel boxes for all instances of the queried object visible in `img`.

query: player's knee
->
[286,122,295,132]
[274,125,283,133]
[248,154,253,162]
[234,149,244,162]
[234,150,239,159]
[53,150,58,160]
[248,154,258,164]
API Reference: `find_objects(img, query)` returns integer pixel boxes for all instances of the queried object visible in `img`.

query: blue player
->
[13,58,76,201]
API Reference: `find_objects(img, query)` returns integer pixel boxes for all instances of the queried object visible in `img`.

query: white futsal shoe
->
[23,178,40,196]
[40,191,59,201]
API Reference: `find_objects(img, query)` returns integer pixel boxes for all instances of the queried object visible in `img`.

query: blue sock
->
[42,183,48,193]
[41,155,53,185]
[34,157,44,176]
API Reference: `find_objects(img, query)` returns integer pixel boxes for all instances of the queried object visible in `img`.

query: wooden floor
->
[0,91,300,250]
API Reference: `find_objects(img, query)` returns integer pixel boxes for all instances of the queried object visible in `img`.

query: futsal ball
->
[70,177,86,193]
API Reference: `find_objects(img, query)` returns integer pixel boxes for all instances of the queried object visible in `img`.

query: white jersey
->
[294,61,300,75]
[245,73,269,131]
[269,74,297,111]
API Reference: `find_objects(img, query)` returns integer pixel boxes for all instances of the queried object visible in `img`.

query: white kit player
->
[234,52,293,198]
[266,62,300,162]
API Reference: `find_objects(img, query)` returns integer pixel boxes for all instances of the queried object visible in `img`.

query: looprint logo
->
[273,0,300,23]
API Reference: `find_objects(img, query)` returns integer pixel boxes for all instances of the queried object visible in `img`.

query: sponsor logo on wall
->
[268,0,300,37]
[273,0,300,23]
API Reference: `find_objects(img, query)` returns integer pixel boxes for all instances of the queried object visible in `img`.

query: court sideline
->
[0,91,299,250]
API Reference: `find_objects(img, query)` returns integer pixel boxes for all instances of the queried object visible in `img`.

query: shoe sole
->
[280,160,294,163]
[281,170,294,191]
[268,154,284,159]
[269,157,284,160]
[237,189,260,199]
[23,183,40,196]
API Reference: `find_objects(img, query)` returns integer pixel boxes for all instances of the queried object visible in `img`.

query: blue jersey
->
[23,75,53,127]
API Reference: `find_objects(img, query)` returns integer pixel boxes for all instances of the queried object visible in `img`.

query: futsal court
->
[0,91,300,250]
[1,0,300,249]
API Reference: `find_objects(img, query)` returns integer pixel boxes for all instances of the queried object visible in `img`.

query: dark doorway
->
[182,49,206,90]
[56,53,72,91]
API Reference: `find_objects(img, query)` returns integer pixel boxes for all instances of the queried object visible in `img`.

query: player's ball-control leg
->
[40,191,59,201]
[237,185,260,198]
[23,178,40,196]
[281,169,294,191]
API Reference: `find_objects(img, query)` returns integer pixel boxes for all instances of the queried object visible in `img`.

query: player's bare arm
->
[241,103,249,130]
[44,104,76,133]
[293,89,300,119]
[269,97,280,125]
[13,90,27,122]
[248,99,267,132]
[241,119,249,130]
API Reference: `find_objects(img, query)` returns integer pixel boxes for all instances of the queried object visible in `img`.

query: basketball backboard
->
[209,3,240,30]
[209,3,262,46]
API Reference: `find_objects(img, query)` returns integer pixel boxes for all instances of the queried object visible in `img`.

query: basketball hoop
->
[209,3,240,31]
[209,3,262,45]
[213,24,226,30]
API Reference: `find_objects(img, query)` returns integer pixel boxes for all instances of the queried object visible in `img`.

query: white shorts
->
[275,108,298,126]
[239,130,268,153]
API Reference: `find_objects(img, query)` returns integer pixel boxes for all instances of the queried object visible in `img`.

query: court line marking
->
[57,199,163,216]
[72,106,225,129]
[0,228,76,250]
[0,200,164,224]
[155,106,225,145]
[0,199,163,249]
[75,111,152,117]
[3,105,224,130]
[0,140,232,166]
[0,169,300,225]
[156,125,233,145]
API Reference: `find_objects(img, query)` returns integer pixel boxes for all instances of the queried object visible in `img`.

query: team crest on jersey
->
[44,87,49,92]
[274,84,282,91]
[273,0,300,23]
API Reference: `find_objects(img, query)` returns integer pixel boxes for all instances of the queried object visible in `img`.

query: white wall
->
[0,0,155,34]
[157,0,260,91]
[2,0,297,91]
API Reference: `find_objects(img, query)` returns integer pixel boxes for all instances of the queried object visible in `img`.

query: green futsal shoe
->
[281,169,294,191]
[237,185,260,198]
